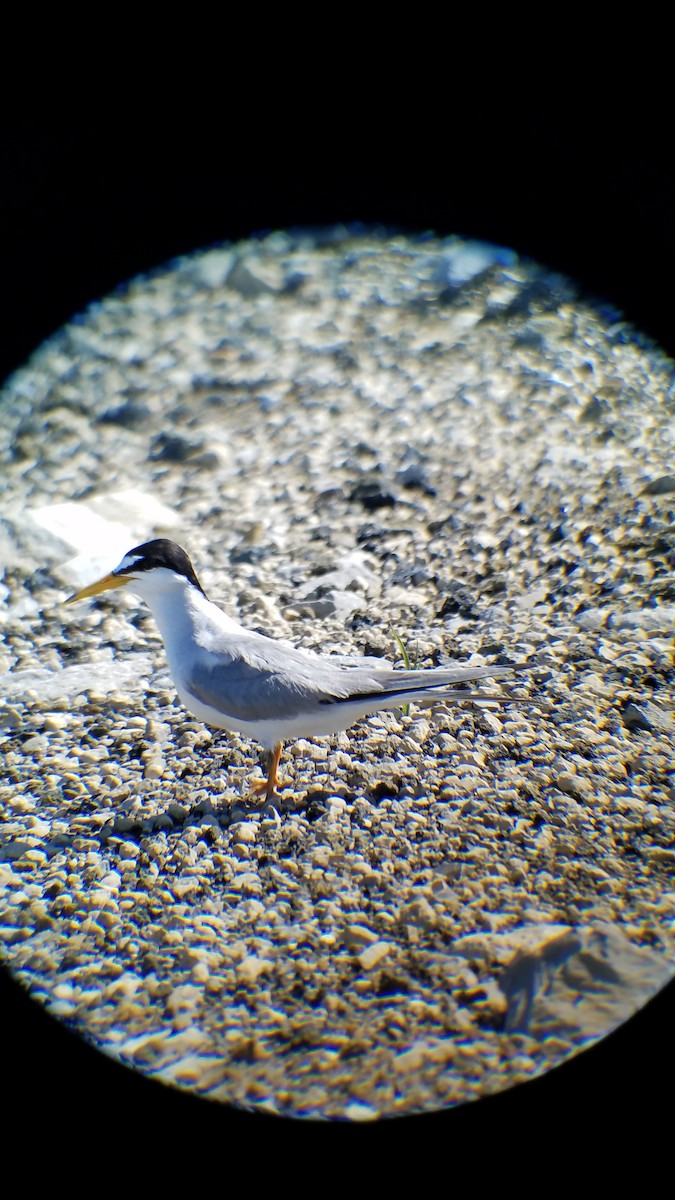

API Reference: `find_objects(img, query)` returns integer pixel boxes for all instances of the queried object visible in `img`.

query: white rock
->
[357,940,392,970]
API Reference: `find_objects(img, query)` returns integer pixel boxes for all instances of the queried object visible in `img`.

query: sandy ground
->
[1,230,673,1119]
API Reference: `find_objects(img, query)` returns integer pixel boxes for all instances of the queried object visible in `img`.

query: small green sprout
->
[392,631,419,716]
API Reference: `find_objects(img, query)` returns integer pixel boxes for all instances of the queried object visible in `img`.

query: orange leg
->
[249,742,284,802]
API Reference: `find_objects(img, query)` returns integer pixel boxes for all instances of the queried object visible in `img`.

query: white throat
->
[127,569,241,680]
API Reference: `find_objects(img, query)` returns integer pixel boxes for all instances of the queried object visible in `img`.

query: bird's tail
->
[375,661,531,693]
[336,663,537,710]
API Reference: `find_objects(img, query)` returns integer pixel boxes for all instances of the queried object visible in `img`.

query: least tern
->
[66,539,527,801]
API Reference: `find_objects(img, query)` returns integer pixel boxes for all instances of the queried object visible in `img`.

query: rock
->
[393,1038,455,1072]
[433,238,515,288]
[236,956,271,984]
[622,701,674,734]
[437,580,483,620]
[99,871,122,892]
[287,590,364,620]
[166,984,203,1016]
[348,481,398,511]
[611,608,675,632]
[144,759,165,780]
[148,433,204,463]
[342,924,379,949]
[398,897,437,929]
[341,1102,378,1122]
[230,821,258,845]
[37,490,181,590]
[186,248,234,289]
[357,941,392,970]
[148,813,173,832]
[42,713,70,732]
[642,474,675,495]
[297,552,380,597]
[191,447,229,470]
[98,400,151,428]
[0,840,34,862]
[573,608,609,630]
[500,923,673,1039]
[389,561,431,587]
[226,258,278,297]
[170,877,200,900]
[553,772,593,802]
[0,706,22,730]
[395,462,436,495]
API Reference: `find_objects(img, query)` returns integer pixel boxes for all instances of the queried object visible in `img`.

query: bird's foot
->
[248,775,287,805]
[247,743,285,805]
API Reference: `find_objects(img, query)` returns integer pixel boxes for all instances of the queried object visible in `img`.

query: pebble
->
[343,924,379,949]
[0,706,23,731]
[357,941,393,970]
[622,701,674,734]
[1,841,34,862]
[342,1102,378,1122]
[143,760,166,780]
[553,772,593,802]
[229,821,258,845]
[236,956,271,984]
[99,871,122,892]
[22,735,48,753]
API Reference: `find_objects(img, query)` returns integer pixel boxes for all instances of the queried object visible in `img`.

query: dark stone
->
[622,701,674,734]
[428,514,464,535]
[349,481,398,511]
[98,400,150,428]
[305,800,327,822]
[355,523,391,544]
[375,972,411,996]
[226,258,276,297]
[361,641,389,659]
[230,545,266,564]
[282,271,306,293]
[24,567,59,593]
[148,433,202,462]
[548,523,570,544]
[511,329,545,350]
[642,475,675,496]
[580,396,612,423]
[396,462,436,495]
[480,573,507,595]
[370,778,402,801]
[389,561,431,587]
[653,532,675,558]
[437,580,483,620]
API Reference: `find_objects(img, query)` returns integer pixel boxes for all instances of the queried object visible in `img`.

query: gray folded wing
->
[184,630,519,724]
[185,639,374,723]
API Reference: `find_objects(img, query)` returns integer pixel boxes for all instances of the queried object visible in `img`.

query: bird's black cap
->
[115,539,207,596]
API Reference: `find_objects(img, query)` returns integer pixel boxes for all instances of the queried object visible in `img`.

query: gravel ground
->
[1,229,674,1120]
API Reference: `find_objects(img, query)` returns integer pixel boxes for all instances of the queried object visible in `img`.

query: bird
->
[66,538,529,802]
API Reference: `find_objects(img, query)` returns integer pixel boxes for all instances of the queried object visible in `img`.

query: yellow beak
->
[64,572,129,605]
